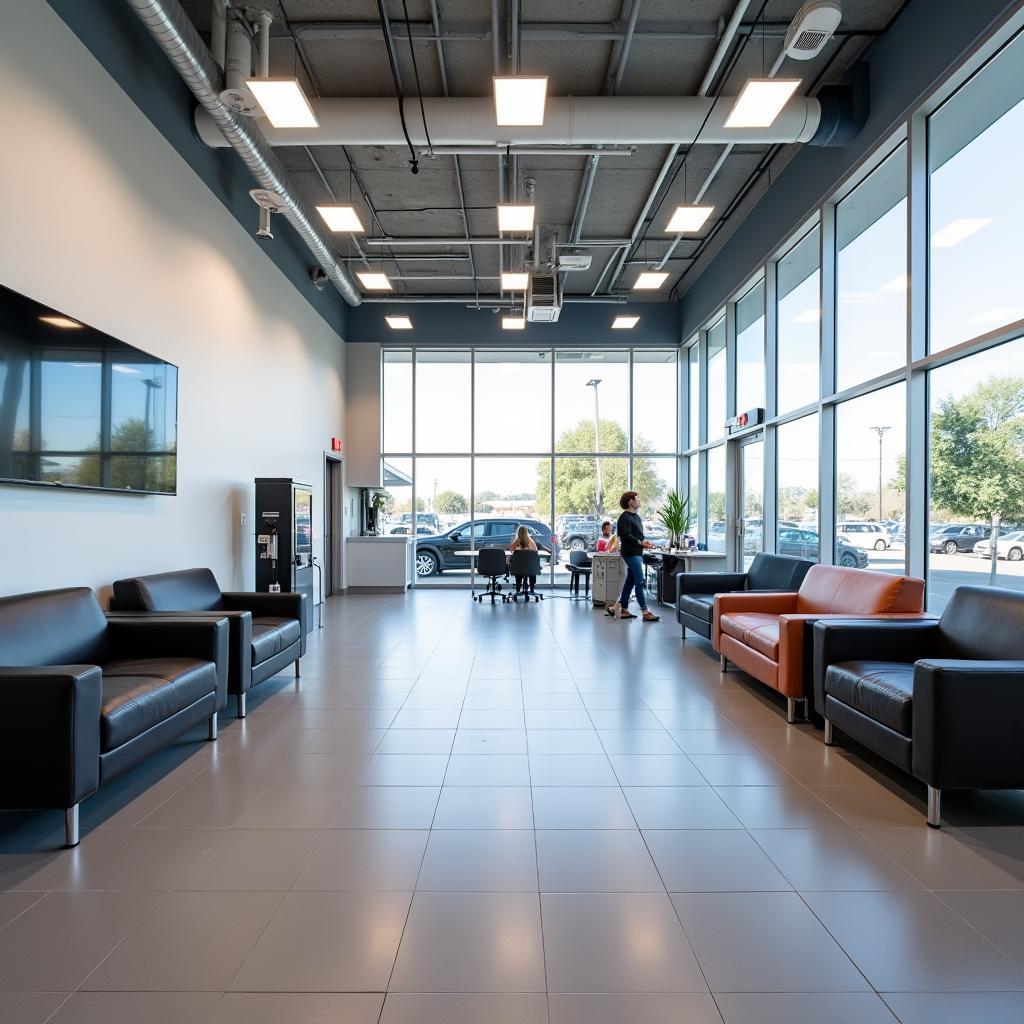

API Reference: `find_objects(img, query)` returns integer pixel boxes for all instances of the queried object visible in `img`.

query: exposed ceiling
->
[177,0,906,304]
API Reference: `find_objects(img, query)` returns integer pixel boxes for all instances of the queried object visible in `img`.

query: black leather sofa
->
[0,587,228,847]
[109,568,307,718]
[676,552,814,640]
[813,585,1024,828]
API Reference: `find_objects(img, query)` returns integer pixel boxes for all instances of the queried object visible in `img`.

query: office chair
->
[475,546,508,604]
[567,550,592,599]
[509,549,543,602]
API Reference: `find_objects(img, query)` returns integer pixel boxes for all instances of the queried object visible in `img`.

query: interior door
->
[738,436,765,569]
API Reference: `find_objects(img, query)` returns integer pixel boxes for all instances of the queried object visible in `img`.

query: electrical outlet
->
[240,513,247,527]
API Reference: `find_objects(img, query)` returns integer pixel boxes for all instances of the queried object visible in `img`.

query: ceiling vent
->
[557,250,593,272]
[784,1,842,60]
[527,273,563,323]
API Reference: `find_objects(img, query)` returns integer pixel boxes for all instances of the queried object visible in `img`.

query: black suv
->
[415,518,556,577]
[560,517,603,551]
[929,524,990,555]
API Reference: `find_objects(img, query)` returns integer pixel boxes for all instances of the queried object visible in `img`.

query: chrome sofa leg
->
[295,658,301,678]
[927,786,942,829]
[208,712,218,741]
[237,692,247,719]
[823,719,834,745]
[65,804,79,848]
[720,655,728,671]
[787,697,797,724]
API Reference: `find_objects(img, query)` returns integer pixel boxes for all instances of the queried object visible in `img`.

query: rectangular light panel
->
[497,204,535,232]
[502,317,526,330]
[357,272,392,290]
[316,205,365,233]
[501,272,530,290]
[245,77,319,128]
[494,77,548,126]
[665,206,714,233]
[724,78,801,128]
[612,316,640,329]
[633,272,669,290]
[385,315,413,330]
[38,315,83,329]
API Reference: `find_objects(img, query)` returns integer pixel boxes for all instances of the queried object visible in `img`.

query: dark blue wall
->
[45,0,348,340]
[680,0,1020,338]
[346,300,680,347]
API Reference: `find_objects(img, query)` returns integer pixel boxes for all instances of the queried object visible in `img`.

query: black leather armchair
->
[0,587,228,847]
[110,568,307,718]
[812,586,1024,827]
[676,552,814,641]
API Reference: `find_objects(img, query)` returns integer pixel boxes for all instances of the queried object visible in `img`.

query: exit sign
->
[331,437,342,452]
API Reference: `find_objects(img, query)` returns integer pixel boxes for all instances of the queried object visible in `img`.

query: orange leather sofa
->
[713,564,926,721]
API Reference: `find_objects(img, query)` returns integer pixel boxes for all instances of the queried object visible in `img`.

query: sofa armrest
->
[221,592,307,656]
[0,666,102,809]
[812,619,942,717]
[678,572,748,596]
[713,591,797,651]
[106,617,230,711]
[912,660,1024,789]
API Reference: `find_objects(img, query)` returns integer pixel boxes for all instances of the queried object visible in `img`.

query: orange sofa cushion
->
[794,564,925,615]
[719,613,780,660]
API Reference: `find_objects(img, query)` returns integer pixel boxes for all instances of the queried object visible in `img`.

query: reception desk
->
[346,536,414,592]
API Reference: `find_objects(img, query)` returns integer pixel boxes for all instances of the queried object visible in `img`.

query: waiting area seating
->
[567,550,593,599]
[676,552,814,641]
[474,547,509,604]
[0,587,228,847]
[813,585,1024,827]
[109,567,306,717]
[509,549,543,603]
[714,564,926,722]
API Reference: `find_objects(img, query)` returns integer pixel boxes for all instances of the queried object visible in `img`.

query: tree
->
[837,472,874,519]
[74,418,176,491]
[535,419,666,518]
[435,489,468,515]
[930,376,1024,524]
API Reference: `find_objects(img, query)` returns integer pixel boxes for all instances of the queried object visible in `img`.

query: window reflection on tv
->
[0,283,178,494]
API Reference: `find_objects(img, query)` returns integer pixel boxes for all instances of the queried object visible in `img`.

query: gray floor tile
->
[670,892,869,993]
[374,729,455,754]
[523,692,586,709]
[938,891,1024,964]
[688,753,793,786]
[802,890,1024,991]
[0,892,43,929]
[458,710,526,730]
[542,892,707,992]
[548,993,724,1024]
[432,787,534,828]
[525,709,594,729]
[357,754,450,786]
[527,729,605,754]
[380,993,548,1024]
[391,710,462,729]
[0,892,158,991]
[390,892,545,992]
[645,829,792,891]
[234,785,341,829]
[714,785,847,830]
[537,829,663,891]
[609,754,706,786]
[83,892,281,991]
[417,830,538,891]
[452,729,528,754]
[623,786,742,829]
[333,787,441,828]
[806,784,923,828]
[0,992,69,1024]
[135,780,267,828]
[229,891,411,991]
[47,992,220,1024]
[529,754,618,786]
[587,709,666,730]
[668,729,761,755]
[598,730,682,754]
[292,829,427,891]
[175,828,321,891]
[716,992,897,1023]
[444,754,531,786]
[532,786,636,829]
[207,993,384,1023]
[880,992,1024,1024]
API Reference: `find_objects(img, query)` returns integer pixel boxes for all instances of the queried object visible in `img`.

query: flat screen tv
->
[0,283,178,494]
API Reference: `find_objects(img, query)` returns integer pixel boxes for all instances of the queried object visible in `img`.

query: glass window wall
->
[736,281,765,413]
[632,350,678,453]
[416,351,471,452]
[776,227,820,414]
[707,318,727,443]
[688,341,699,448]
[382,350,412,453]
[706,445,726,553]
[474,351,551,452]
[777,415,819,559]
[555,351,628,454]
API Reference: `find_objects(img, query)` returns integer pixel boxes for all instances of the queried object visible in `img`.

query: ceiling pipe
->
[422,146,634,157]
[195,94,824,148]
[124,0,362,306]
[210,0,228,70]
[362,295,629,303]
[363,237,633,247]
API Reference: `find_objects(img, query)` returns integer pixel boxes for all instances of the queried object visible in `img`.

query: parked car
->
[929,524,990,554]
[414,518,555,577]
[974,530,1024,562]
[837,521,891,551]
[393,512,441,534]
[560,517,602,551]
[778,527,869,568]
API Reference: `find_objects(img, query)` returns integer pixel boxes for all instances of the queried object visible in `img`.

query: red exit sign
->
[331,437,342,452]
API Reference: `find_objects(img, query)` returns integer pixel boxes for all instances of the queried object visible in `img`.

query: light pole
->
[869,425,891,524]
[585,379,603,512]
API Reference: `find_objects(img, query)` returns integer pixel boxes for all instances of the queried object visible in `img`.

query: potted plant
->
[657,490,693,551]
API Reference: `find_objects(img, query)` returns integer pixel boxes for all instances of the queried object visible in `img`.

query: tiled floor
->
[2,590,1024,1023]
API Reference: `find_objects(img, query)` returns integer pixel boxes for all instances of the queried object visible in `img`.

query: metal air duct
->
[123,0,362,306]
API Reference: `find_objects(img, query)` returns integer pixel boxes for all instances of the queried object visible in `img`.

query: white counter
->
[345,536,414,591]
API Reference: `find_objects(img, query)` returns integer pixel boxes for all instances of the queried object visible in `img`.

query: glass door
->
[738,436,764,569]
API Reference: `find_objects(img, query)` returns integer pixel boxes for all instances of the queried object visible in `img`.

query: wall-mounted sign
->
[331,437,343,452]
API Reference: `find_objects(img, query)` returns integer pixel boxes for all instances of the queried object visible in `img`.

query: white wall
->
[344,343,382,487]
[0,0,346,599]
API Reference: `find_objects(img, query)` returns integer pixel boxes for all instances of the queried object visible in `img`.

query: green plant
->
[657,490,692,548]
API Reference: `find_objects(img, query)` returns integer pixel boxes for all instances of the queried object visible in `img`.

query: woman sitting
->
[596,519,619,553]
[509,525,539,596]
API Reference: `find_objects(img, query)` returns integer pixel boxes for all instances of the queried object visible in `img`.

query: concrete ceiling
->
[178,0,906,303]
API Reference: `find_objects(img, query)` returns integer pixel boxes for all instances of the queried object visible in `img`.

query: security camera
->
[310,268,329,291]
[249,188,287,242]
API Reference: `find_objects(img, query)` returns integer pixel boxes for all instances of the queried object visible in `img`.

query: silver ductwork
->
[195,95,824,149]
[124,0,362,306]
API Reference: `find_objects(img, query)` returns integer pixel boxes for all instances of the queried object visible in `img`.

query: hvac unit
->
[783,1,842,60]
[527,272,562,323]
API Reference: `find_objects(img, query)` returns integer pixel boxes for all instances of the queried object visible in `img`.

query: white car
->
[974,531,1024,562]
[836,521,891,551]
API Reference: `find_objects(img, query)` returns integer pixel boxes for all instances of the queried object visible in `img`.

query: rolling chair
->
[474,547,508,604]
[509,549,543,603]
[567,550,592,599]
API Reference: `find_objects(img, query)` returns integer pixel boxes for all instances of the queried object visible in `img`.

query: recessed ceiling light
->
[724,79,802,128]
[385,315,413,330]
[38,315,83,329]
[633,272,669,290]
[666,206,714,233]
[501,272,530,290]
[493,76,548,126]
[317,205,364,232]
[612,316,639,329]
[931,218,993,248]
[357,272,392,290]
[497,204,535,232]
[502,316,526,330]
[245,77,319,128]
